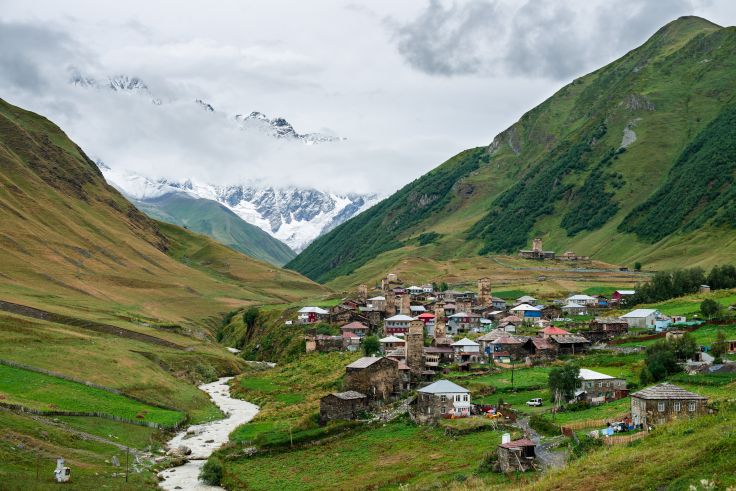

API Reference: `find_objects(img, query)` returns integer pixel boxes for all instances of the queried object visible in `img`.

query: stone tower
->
[433,307,446,338]
[399,293,411,316]
[357,284,368,302]
[406,319,425,378]
[532,238,543,253]
[384,293,396,316]
[478,277,492,307]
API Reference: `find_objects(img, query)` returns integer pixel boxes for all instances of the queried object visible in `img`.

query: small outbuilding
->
[319,391,368,424]
[496,438,537,473]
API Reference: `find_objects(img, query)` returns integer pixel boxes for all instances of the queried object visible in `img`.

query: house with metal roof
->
[575,368,628,404]
[620,309,659,328]
[298,306,329,324]
[415,379,471,422]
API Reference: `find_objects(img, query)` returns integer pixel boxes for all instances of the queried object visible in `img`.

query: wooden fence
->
[0,402,183,430]
[560,414,629,432]
[602,431,648,445]
[0,358,183,413]
[0,299,185,350]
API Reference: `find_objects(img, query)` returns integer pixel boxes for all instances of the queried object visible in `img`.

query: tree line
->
[628,264,736,305]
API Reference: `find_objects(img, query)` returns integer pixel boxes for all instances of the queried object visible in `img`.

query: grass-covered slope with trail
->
[289,16,736,285]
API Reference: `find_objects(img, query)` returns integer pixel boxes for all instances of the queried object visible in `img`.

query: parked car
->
[526,398,543,407]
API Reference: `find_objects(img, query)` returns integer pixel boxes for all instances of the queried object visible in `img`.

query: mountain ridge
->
[288,16,736,284]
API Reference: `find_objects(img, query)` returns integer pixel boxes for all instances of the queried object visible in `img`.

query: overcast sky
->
[1,0,735,193]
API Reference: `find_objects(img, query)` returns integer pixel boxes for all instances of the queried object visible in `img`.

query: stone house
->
[576,369,627,404]
[305,334,343,353]
[446,312,482,335]
[415,379,471,422]
[344,356,399,401]
[496,438,537,473]
[530,337,556,358]
[319,391,368,424]
[588,317,629,342]
[379,335,405,353]
[631,383,708,427]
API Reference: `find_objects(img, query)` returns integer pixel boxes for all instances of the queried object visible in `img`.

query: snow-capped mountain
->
[98,163,378,252]
[70,70,340,143]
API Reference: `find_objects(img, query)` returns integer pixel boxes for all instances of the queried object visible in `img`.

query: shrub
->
[200,456,224,486]
[529,414,560,436]
[569,435,603,460]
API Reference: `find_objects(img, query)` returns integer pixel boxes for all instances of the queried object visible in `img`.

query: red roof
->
[340,321,369,331]
[418,313,435,319]
[542,326,570,335]
[499,438,536,449]
[492,351,511,357]
[342,331,359,338]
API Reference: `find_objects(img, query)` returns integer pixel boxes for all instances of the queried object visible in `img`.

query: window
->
[440,406,446,414]
[463,394,469,402]
[658,402,665,412]
[440,395,446,402]
[689,401,696,412]
[456,394,461,402]
[674,402,681,412]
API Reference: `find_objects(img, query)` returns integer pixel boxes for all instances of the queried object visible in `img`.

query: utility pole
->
[125,448,129,483]
[511,359,515,391]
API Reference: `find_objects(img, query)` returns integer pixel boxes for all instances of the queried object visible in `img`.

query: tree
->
[670,333,697,361]
[634,262,642,272]
[712,329,728,362]
[244,307,260,329]
[700,298,721,319]
[548,364,580,404]
[439,281,449,292]
[362,335,380,356]
[640,340,681,384]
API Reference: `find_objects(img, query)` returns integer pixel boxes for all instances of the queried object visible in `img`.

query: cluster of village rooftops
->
[297,273,710,449]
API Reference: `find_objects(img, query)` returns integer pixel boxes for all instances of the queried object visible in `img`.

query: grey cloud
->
[0,21,83,90]
[392,0,701,79]
[393,0,502,76]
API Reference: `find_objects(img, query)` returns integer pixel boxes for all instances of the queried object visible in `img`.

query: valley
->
[1,11,736,491]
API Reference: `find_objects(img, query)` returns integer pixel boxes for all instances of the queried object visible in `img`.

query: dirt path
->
[0,299,185,350]
[517,417,567,470]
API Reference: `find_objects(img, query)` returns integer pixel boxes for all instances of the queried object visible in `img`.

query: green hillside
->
[289,16,736,285]
[0,96,326,328]
[133,192,295,266]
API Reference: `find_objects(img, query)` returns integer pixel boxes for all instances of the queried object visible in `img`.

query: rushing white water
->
[158,377,259,490]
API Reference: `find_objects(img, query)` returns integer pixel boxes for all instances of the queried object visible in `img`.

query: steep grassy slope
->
[290,16,736,285]
[0,97,327,330]
[133,192,296,266]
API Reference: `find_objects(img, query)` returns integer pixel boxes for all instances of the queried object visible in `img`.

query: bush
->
[569,435,603,460]
[200,456,224,486]
[562,400,591,412]
[529,414,560,436]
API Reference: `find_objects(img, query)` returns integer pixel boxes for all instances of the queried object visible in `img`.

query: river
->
[158,377,259,490]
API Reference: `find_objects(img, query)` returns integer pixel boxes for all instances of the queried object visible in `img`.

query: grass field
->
[229,352,361,447]
[0,364,184,427]
[0,410,157,490]
[223,421,512,490]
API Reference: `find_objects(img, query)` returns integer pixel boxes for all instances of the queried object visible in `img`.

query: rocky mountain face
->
[98,163,377,252]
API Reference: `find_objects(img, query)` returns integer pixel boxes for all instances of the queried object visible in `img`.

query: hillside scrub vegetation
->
[629,264,736,305]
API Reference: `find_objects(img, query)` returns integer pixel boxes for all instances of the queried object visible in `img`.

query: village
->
[290,269,733,475]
